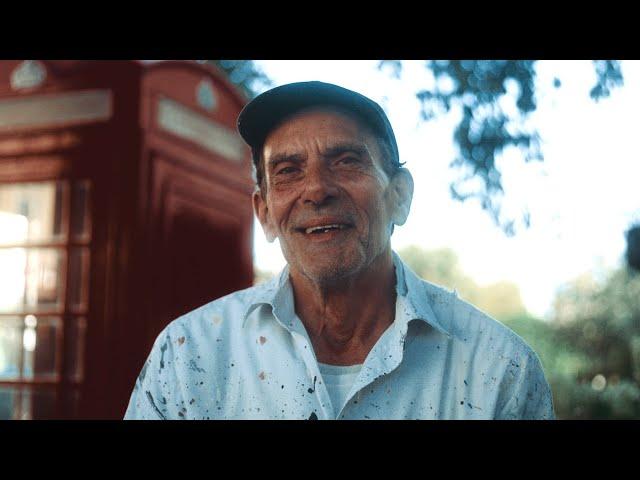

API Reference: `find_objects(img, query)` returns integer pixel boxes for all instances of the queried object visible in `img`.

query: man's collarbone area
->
[311,337,372,365]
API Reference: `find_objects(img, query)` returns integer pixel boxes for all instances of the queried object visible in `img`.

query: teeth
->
[305,224,345,234]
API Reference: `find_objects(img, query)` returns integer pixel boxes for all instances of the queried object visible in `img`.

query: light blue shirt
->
[124,252,554,420]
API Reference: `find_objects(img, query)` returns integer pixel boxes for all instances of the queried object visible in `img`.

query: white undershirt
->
[317,362,363,415]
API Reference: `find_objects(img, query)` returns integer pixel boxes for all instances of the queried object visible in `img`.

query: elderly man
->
[124,81,554,420]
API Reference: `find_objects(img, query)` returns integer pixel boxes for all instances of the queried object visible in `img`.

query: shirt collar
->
[391,251,452,339]
[242,251,453,339]
[242,263,293,329]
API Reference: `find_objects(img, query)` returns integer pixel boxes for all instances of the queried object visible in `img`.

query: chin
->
[298,253,366,286]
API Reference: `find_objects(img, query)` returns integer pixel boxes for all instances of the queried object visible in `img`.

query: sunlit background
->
[1,60,638,419]
[250,60,639,318]
[244,60,640,419]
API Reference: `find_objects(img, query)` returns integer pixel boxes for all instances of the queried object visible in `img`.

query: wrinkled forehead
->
[262,106,380,157]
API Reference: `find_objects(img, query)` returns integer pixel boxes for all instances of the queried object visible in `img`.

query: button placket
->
[340,322,409,419]
[291,332,334,419]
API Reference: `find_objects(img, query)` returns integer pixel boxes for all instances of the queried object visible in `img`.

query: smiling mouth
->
[304,224,349,234]
[295,223,353,236]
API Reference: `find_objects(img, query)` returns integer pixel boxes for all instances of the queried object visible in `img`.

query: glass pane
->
[0,386,57,420]
[71,180,91,240]
[0,181,66,246]
[0,315,61,381]
[0,316,22,380]
[65,317,86,382]
[68,247,90,311]
[0,247,65,313]
[32,316,60,379]
[0,386,24,419]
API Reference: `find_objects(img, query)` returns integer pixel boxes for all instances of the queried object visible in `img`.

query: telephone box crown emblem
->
[11,60,47,91]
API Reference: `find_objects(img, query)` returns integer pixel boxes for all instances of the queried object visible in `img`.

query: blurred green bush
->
[399,245,640,419]
[503,267,640,419]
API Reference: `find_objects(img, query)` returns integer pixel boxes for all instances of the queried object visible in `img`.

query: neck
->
[289,249,397,365]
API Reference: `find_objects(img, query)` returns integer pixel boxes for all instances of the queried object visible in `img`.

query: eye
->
[276,166,299,175]
[338,156,360,165]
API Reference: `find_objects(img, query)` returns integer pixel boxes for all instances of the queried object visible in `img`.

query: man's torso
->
[125,255,554,420]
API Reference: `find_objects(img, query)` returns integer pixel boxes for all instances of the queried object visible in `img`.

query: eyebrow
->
[322,142,369,158]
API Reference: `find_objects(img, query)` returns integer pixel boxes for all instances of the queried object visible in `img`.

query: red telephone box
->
[0,60,254,419]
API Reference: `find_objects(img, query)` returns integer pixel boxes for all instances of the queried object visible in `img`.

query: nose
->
[301,162,339,207]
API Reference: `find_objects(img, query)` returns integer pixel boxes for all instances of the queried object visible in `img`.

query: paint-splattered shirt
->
[124,252,555,420]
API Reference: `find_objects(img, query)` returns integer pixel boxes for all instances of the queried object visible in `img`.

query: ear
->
[388,168,414,226]
[252,188,277,242]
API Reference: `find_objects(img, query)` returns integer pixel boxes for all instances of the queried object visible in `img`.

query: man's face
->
[253,107,412,285]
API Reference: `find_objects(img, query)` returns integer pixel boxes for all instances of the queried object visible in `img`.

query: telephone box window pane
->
[32,316,61,379]
[64,317,86,382]
[0,247,65,313]
[0,316,22,380]
[71,181,91,240]
[0,315,60,381]
[0,386,56,420]
[0,386,29,420]
[0,386,16,419]
[68,247,90,311]
[0,181,67,246]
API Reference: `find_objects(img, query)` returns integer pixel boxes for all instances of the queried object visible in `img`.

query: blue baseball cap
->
[237,81,400,167]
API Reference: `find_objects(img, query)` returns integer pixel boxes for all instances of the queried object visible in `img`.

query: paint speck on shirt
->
[158,339,168,373]
[188,360,205,373]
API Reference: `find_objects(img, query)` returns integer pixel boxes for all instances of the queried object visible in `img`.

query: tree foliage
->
[379,60,624,236]
[231,58,638,418]
[207,60,273,99]
[210,60,637,270]
[507,266,640,419]
[211,60,625,236]
[397,245,526,321]
[398,244,640,418]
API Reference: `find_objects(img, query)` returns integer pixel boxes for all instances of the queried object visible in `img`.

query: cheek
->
[354,194,389,239]
[369,194,395,239]
[267,196,296,233]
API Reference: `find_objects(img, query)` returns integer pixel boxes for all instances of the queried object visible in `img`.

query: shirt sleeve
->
[123,327,183,420]
[495,348,555,420]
